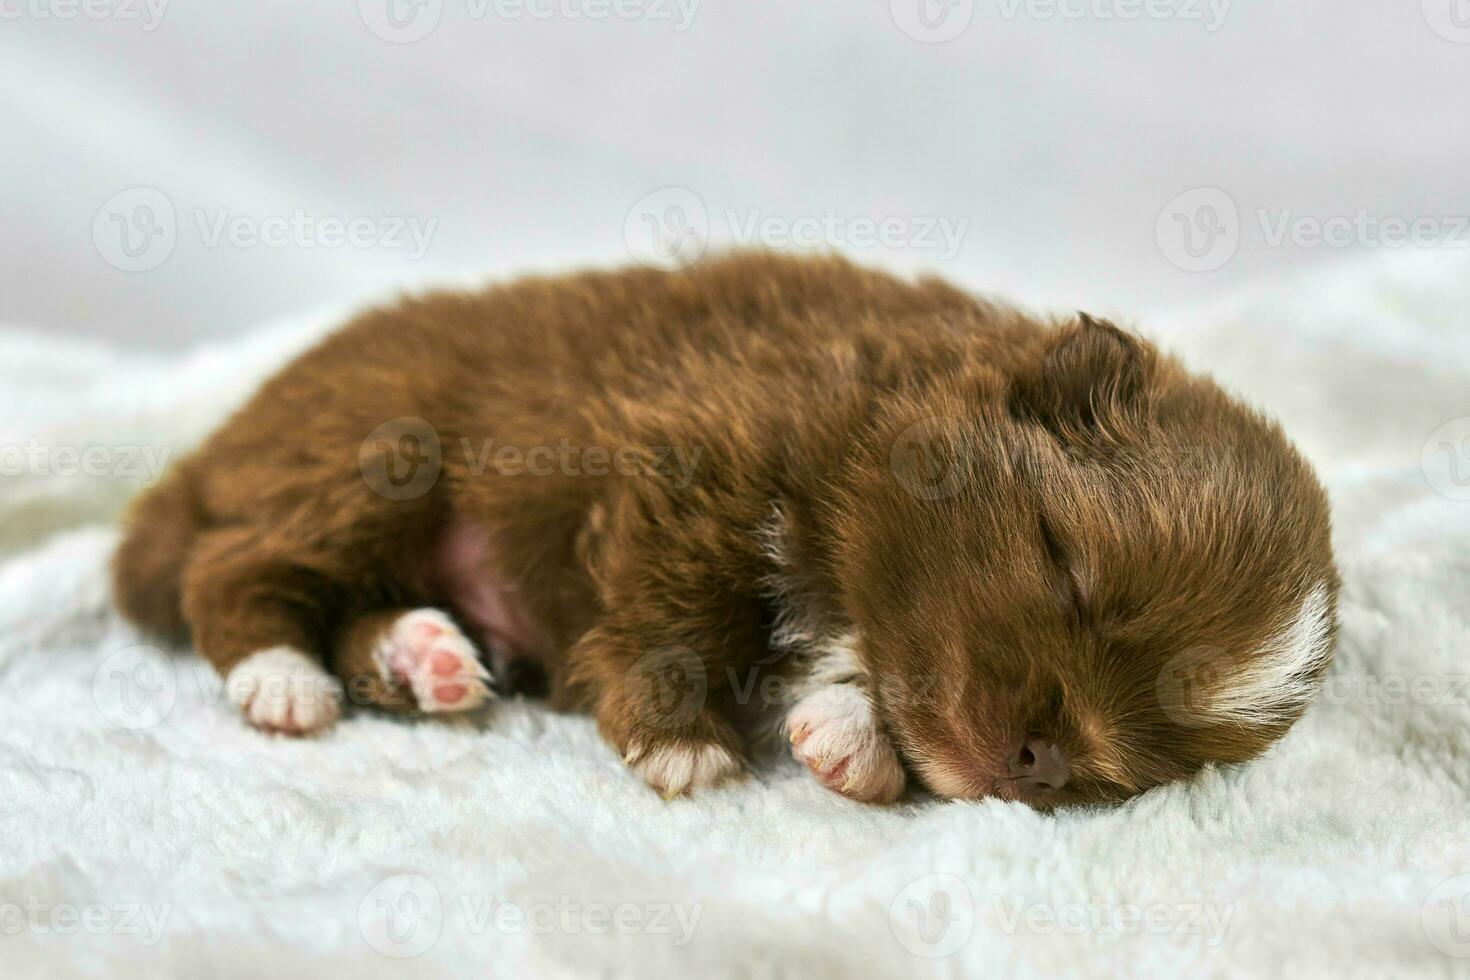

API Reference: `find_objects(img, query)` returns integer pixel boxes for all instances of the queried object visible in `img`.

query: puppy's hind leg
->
[182,527,344,736]
[331,607,494,715]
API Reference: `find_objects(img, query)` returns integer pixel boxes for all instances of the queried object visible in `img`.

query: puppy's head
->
[837,314,1338,808]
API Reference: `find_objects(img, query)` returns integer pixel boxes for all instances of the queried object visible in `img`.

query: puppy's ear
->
[1009,313,1151,438]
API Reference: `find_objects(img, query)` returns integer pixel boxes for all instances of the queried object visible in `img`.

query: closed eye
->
[1038,516,1087,623]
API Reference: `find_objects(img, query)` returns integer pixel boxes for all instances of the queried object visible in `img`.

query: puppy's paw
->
[625,741,741,799]
[227,647,342,735]
[786,684,906,803]
[377,609,493,713]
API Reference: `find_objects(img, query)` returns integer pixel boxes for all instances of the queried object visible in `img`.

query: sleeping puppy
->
[112,252,1339,808]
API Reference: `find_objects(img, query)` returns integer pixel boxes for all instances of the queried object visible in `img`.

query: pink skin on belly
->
[430,514,542,675]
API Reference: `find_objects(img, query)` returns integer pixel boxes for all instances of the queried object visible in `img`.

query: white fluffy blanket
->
[4,252,1469,979]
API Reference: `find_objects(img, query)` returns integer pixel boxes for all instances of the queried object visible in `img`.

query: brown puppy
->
[112,252,1339,808]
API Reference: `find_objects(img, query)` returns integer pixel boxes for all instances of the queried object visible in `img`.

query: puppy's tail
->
[111,465,206,641]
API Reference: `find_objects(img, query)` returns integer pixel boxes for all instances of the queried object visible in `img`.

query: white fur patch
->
[755,503,832,654]
[803,633,863,681]
[226,647,342,735]
[786,681,906,803]
[1206,583,1335,725]
[627,742,740,798]
[756,502,905,802]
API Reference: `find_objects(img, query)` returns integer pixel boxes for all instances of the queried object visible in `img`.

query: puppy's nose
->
[1010,736,1071,791]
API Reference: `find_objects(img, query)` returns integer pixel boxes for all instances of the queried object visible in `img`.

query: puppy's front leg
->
[568,486,771,798]
[582,627,746,798]
[783,636,907,804]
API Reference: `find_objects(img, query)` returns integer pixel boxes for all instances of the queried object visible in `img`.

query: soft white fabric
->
[2,252,1468,979]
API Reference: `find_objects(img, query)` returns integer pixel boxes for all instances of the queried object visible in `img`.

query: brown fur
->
[112,251,1339,807]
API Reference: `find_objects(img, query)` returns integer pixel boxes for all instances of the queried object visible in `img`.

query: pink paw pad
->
[382,610,493,713]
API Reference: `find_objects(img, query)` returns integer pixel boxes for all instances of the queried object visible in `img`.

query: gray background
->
[3,0,1468,348]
